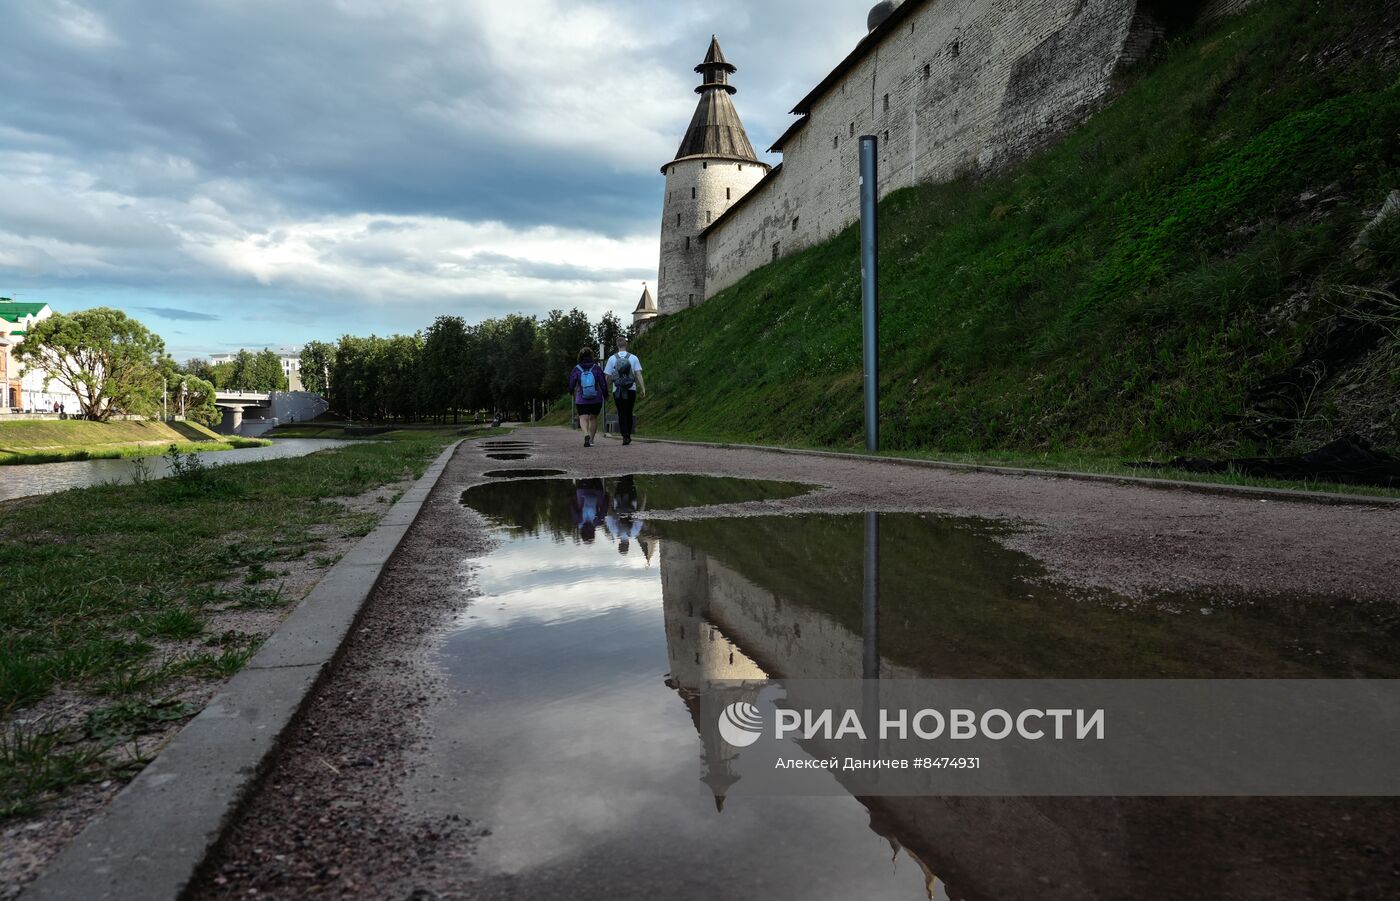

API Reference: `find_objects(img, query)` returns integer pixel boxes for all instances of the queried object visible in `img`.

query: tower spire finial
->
[695,36,737,95]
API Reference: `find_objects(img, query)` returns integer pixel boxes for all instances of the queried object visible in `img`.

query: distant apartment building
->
[209,348,305,392]
[0,298,81,414]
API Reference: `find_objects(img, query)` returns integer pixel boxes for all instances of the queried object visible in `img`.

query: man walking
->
[604,337,646,446]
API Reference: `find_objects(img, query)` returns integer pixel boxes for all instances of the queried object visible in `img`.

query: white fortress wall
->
[700,0,1259,301]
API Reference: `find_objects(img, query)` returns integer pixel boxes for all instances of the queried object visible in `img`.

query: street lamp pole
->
[859,135,880,453]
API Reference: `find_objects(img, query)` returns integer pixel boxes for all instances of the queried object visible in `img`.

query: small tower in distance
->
[633,282,659,332]
[656,37,769,317]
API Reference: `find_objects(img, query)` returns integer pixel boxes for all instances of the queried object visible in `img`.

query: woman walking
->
[568,347,607,447]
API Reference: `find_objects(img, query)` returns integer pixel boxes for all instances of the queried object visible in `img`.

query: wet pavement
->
[197,431,1400,900]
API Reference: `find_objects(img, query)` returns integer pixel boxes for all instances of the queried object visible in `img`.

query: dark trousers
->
[614,393,636,439]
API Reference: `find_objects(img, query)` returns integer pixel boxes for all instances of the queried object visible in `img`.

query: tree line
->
[181,349,290,394]
[299,309,628,423]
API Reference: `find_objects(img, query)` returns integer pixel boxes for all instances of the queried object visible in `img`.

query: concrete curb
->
[21,440,464,901]
[629,435,1400,509]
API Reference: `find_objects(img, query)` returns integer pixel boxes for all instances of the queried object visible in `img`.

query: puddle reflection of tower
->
[660,542,767,811]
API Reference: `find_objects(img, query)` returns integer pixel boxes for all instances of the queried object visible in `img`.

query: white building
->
[0,298,82,414]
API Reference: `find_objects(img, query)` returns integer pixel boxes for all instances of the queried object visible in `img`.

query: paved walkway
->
[193,428,1400,898]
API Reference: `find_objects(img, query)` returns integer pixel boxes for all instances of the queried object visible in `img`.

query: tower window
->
[677,213,682,225]
[685,236,690,250]
[691,187,696,199]
[792,217,799,232]
[689,294,695,306]
[706,210,712,223]
[702,161,708,169]
[833,136,839,149]
[884,94,890,112]
[739,164,744,170]
[924,63,931,79]
[726,187,731,200]
[849,123,855,137]
[950,40,960,58]
[884,130,890,142]
[772,242,780,262]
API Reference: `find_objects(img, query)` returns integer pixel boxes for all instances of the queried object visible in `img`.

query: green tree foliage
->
[253,349,290,393]
[182,358,218,385]
[319,309,626,422]
[422,317,472,422]
[298,341,335,395]
[225,349,256,392]
[540,309,595,395]
[16,308,166,421]
[594,312,623,361]
[172,374,220,425]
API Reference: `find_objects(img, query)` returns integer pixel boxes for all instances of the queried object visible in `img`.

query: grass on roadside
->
[0,433,454,820]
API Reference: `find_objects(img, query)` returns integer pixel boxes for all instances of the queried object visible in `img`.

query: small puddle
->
[486,453,532,461]
[413,475,1400,898]
[481,469,567,479]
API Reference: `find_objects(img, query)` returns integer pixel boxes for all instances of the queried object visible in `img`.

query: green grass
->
[0,419,269,465]
[0,433,453,820]
[632,0,1400,469]
[0,437,270,466]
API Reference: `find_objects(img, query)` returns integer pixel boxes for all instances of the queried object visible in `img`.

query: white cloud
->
[0,0,870,344]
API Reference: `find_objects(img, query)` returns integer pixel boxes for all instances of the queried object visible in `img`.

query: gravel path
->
[194,428,1400,898]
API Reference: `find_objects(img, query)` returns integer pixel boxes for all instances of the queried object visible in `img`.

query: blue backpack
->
[577,365,601,403]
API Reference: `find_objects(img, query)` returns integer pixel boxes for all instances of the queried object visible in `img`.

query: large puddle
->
[412,475,1400,899]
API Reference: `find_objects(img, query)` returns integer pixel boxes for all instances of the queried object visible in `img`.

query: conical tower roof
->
[634,283,657,316]
[671,36,761,164]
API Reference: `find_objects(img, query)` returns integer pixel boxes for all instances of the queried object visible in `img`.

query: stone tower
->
[656,37,770,316]
[632,282,659,332]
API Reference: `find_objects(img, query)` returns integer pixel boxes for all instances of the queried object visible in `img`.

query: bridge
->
[214,391,328,436]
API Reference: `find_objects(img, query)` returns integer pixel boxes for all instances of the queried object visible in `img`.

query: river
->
[0,439,353,503]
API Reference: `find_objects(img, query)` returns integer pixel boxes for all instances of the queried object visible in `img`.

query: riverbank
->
[0,426,479,894]
[0,420,268,466]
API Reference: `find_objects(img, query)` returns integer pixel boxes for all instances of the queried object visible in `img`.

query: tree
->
[253,349,290,392]
[488,315,545,419]
[298,342,335,395]
[226,349,256,391]
[16,308,166,421]
[183,357,218,384]
[540,309,594,396]
[173,374,220,425]
[594,312,624,361]
[422,316,471,423]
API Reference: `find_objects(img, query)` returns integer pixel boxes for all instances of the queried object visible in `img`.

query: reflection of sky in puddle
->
[414,476,1400,899]
[418,477,940,900]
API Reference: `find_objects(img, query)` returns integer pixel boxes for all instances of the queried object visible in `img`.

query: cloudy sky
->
[0,0,870,359]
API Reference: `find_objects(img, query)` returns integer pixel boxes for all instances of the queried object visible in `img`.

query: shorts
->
[576,402,603,416]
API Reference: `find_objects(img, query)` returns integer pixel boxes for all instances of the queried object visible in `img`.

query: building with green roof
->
[1,298,69,413]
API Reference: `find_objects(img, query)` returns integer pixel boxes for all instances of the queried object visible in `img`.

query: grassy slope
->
[633,0,1400,460]
[0,420,268,465]
[0,436,452,819]
[0,419,222,449]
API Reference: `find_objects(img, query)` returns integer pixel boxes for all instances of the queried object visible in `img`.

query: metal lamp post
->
[859,135,880,453]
